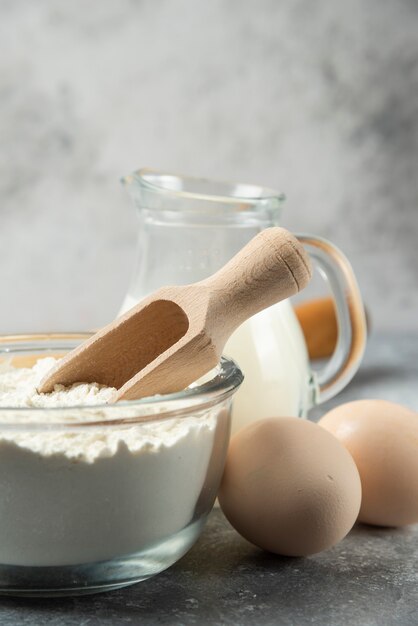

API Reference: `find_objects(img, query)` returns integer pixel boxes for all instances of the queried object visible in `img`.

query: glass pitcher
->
[118,169,367,435]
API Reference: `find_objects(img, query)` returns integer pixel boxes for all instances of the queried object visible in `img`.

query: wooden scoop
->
[38,227,312,402]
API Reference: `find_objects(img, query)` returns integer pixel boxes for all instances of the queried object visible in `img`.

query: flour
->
[0,358,219,566]
[0,357,115,409]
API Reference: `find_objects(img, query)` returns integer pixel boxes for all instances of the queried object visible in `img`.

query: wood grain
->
[38,227,312,401]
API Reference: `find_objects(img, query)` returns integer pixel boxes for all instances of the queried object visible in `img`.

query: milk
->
[224,299,313,434]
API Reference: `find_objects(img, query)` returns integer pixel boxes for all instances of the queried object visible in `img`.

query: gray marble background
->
[0,0,417,333]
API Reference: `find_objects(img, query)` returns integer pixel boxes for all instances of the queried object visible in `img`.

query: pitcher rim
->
[122,168,285,210]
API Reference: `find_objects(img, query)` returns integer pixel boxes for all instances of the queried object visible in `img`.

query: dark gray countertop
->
[0,332,417,626]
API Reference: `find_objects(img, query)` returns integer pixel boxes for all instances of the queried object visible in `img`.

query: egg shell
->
[218,417,361,556]
[319,400,418,527]
[294,297,338,359]
[294,297,370,360]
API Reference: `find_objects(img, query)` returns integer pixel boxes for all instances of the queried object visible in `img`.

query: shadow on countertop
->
[0,512,416,626]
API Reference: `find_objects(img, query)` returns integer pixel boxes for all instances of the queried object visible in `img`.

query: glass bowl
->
[0,333,243,597]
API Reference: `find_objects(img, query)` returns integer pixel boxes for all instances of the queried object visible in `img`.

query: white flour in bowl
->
[0,358,219,566]
[0,357,115,409]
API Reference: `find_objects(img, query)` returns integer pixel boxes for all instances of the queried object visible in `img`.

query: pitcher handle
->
[296,233,367,404]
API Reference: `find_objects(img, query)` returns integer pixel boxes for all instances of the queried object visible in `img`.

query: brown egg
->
[294,297,370,360]
[295,297,339,359]
[319,400,418,527]
[218,417,361,556]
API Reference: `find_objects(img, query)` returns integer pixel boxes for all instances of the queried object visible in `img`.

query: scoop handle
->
[203,227,312,333]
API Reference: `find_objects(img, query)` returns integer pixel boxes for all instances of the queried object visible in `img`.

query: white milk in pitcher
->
[224,299,312,435]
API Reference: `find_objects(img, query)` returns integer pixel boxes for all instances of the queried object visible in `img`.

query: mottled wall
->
[0,0,417,333]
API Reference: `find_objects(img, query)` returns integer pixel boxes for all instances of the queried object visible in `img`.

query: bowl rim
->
[0,333,243,427]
